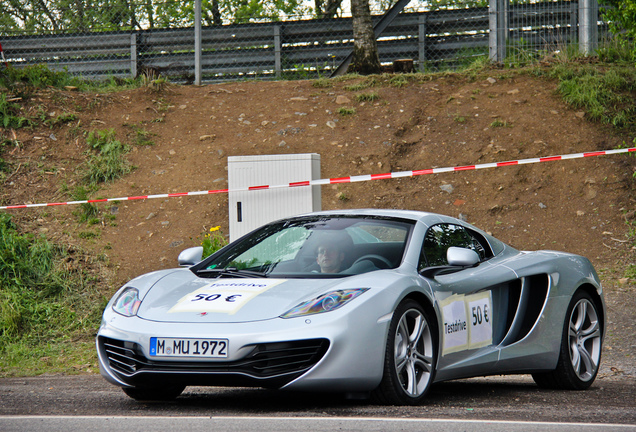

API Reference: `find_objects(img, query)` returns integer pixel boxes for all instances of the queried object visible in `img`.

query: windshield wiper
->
[196,267,267,278]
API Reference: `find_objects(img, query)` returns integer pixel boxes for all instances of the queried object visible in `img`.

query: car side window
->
[418,224,490,271]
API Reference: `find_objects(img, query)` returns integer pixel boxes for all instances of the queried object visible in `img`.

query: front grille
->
[99,336,329,386]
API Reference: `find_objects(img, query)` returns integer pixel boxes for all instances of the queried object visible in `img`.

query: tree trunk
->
[348,0,381,75]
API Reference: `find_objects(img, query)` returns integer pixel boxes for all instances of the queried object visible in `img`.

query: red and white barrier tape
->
[2,147,634,211]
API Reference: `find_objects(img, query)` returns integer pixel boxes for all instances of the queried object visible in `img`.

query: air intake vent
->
[99,336,329,386]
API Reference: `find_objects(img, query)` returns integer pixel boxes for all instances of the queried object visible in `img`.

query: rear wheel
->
[532,290,602,390]
[122,385,185,401]
[373,299,437,405]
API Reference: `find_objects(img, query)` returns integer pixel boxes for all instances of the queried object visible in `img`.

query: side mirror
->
[419,247,480,279]
[178,246,203,266]
[446,246,480,267]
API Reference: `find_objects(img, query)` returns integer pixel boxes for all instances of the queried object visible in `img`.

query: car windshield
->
[193,216,414,278]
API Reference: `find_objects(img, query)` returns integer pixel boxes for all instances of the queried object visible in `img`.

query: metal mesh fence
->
[0,0,606,83]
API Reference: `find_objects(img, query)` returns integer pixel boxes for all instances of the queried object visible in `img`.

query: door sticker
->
[169,279,285,315]
[440,295,469,355]
[440,291,493,356]
[467,291,493,349]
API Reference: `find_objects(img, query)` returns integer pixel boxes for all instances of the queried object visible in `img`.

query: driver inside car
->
[316,241,346,273]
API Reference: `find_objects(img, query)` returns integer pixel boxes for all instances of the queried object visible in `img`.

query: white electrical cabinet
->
[228,154,321,241]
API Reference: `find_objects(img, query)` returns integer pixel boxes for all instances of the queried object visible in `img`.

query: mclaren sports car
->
[96,209,604,405]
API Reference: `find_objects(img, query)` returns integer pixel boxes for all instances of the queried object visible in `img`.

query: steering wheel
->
[352,254,392,269]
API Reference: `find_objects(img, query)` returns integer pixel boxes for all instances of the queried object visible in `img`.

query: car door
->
[418,223,519,381]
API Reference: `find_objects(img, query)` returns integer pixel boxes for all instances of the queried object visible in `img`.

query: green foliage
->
[600,0,636,60]
[71,186,100,223]
[199,226,228,258]
[84,129,133,184]
[44,113,77,128]
[551,65,636,129]
[126,123,156,146]
[0,213,105,375]
[389,75,409,88]
[312,78,332,88]
[490,119,510,128]
[345,82,371,91]
[338,107,356,116]
[355,91,380,102]
[0,0,309,33]
[0,64,84,94]
[0,94,30,129]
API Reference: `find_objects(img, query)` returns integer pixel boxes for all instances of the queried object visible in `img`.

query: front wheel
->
[532,290,603,390]
[373,299,437,405]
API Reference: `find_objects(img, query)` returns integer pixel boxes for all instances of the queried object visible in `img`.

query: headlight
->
[112,287,141,317]
[281,288,369,318]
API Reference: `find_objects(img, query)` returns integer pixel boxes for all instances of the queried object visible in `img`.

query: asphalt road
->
[1,374,635,429]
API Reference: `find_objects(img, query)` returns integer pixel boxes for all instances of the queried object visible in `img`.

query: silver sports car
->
[96,209,604,405]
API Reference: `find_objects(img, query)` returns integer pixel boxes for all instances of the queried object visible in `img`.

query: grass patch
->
[389,75,409,88]
[0,93,31,129]
[490,119,511,128]
[83,129,133,184]
[0,213,106,377]
[44,113,77,128]
[553,66,636,129]
[312,78,332,88]
[338,107,356,116]
[0,64,86,96]
[355,92,380,102]
[345,82,371,91]
[125,122,156,146]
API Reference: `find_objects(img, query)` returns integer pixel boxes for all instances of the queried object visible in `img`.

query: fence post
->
[274,25,282,78]
[489,0,507,62]
[130,33,139,78]
[418,14,427,70]
[195,0,202,85]
[579,0,598,55]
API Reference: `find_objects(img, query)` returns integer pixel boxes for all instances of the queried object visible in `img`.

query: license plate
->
[149,337,228,358]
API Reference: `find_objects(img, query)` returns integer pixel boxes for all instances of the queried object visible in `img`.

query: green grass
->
[0,213,106,376]
[128,123,156,146]
[338,107,356,116]
[550,65,636,129]
[490,119,511,128]
[355,92,380,102]
[83,129,133,184]
[312,78,332,88]
[345,82,371,91]
[0,93,31,129]
[0,64,86,95]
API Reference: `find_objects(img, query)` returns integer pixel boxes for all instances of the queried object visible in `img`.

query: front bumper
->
[96,306,390,392]
[97,335,329,388]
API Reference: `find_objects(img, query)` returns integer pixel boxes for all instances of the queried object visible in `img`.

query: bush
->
[0,213,106,375]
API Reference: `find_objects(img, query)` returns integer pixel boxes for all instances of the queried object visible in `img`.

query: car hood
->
[137,271,377,323]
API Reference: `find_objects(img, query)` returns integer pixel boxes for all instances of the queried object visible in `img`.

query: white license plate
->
[149,337,228,358]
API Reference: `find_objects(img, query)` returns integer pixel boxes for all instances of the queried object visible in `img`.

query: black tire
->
[373,299,437,405]
[122,385,185,401]
[532,290,602,390]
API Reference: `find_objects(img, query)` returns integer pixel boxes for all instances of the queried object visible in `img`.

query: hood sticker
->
[169,279,286,315]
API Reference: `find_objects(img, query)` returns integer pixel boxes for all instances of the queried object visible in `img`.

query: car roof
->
[296,208,453,224]
[292,209,509,256]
